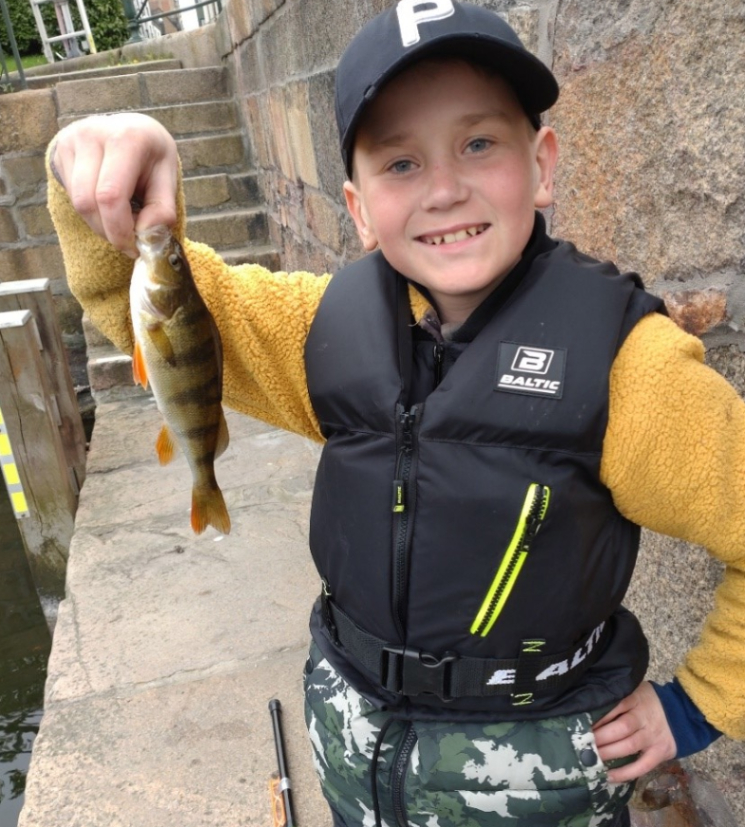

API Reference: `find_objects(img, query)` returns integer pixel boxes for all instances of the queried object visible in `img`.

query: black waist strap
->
[322,597,610,705]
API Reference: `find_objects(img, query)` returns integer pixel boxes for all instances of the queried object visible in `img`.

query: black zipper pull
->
[391,409,414,513]
[522,485,549,549]
[401,408,414,449]
[391,405,419,642]
[392,480,406,513]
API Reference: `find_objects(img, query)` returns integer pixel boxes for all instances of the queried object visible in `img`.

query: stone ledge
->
[0,89,57,154]
[0,244,65,281]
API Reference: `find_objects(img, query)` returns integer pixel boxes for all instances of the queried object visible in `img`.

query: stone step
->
[142,66,229,107]
[221,245,281,271]
[146,100,238,137]
[184,172,261,212]
[22,59,183,90]
[178,132,247,174]
[82,318,138,403]
[55,66,229,118]
[58,100,238,137]
[86,346,139,403]
[187,207,268,249]
[226,172,262,207]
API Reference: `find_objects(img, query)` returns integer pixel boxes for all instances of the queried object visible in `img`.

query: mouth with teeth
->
[418,224,489,246]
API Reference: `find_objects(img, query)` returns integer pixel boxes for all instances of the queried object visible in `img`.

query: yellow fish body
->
[130,226,231,535]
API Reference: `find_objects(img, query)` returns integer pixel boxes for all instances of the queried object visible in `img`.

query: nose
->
[420,159,469,211]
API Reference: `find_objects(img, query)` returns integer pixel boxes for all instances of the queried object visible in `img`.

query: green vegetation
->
[1,53,48,73]
[0,0,50,54]
[85,0,130,53]
[1,0,129,57]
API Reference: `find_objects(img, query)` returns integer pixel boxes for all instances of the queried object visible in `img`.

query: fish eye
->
[168,253,182,269]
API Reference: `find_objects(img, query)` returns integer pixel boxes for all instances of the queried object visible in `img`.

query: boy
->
[48,2,744,825]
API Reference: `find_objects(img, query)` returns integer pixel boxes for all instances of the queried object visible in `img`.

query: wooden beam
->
[0,279,87,493]
[0,309,75,618]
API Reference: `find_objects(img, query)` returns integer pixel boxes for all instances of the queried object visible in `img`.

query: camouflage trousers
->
[304,641,634,827]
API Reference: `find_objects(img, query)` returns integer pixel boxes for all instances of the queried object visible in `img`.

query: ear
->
[343,180,379,251]
[532,126,558,209]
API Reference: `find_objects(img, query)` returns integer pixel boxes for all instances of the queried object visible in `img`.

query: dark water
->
[0,484,51,826]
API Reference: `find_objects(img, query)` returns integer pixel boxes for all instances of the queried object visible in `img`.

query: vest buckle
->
[381,646,458,702]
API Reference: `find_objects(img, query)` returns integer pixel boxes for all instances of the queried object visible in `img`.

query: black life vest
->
[304,241,665,718]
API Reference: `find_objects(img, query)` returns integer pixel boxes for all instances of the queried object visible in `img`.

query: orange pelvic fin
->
[191,485,231,535]
[132,340,148,389]
[155,424,177,465]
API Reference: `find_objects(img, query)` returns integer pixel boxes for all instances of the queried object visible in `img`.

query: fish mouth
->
[135,225,173,258]
[417,224,489,246]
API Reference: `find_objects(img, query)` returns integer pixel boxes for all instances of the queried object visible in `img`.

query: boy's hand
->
[592,681,676,783]
[51,113,179,258]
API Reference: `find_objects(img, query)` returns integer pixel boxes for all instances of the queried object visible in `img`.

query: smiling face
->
[343,59,558,324]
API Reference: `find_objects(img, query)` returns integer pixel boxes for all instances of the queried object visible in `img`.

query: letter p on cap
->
[396,0,455,47]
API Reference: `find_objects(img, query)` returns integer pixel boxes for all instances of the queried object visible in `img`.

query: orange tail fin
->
[191,485,231,535]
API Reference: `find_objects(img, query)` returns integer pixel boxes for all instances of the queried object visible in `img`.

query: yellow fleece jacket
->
[47,158,745,742]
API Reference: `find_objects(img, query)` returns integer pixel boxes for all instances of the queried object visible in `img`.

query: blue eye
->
[467,138,492,153]
[389,159,414,174]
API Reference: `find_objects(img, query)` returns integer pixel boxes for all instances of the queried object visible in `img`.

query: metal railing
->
[123,0,222,42]
[0,0,27,90]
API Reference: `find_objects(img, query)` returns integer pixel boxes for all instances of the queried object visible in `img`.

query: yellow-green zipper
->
[470,483,551,638]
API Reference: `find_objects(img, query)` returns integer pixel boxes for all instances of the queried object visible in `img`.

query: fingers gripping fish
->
[130,226,231,535]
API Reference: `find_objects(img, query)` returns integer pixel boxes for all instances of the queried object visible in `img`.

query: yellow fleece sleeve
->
[46,146,328,443]
[183,241,329,439]
[603,312,745,739]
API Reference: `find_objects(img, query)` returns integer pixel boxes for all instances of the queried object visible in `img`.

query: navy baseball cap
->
[335,0,559,177]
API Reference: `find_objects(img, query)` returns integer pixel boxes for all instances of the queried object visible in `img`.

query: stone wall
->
[546,1,745,820]
[0,90,81,372]
[212,0,368,277]
[551,0,745,345]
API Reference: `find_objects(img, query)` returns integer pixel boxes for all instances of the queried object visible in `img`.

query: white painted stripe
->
[0,309,31,329]
[0,278,50,295]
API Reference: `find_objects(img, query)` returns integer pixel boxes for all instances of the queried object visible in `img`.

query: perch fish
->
[130,225,231,535]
